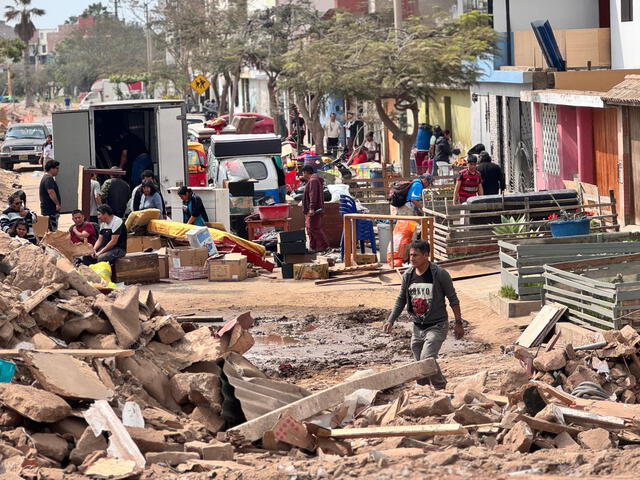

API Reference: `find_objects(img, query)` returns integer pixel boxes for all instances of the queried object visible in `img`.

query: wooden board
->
[629,108,640,224]
[516,414,581,436]
[22,283,65,313]
[593,108,619,210]
[320,423,467,439]
[515,304,567,348]
[0,349,134,358]
[113,252,160,284]
[226,359,437,443]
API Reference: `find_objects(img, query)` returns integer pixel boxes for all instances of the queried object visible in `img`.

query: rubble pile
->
[0,168,20,207]
[0,231,305,478]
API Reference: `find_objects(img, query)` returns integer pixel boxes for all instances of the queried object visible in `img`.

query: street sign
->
[190,74,211,95]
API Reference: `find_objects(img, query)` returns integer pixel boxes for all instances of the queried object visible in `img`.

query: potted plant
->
[547,210,593,237]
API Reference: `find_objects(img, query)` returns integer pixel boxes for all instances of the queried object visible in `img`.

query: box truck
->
[52,99,187,212]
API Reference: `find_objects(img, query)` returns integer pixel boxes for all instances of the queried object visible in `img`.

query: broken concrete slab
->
[554,431,581,450]
[31,300,67,331]
[452,406,494,426]
[399,395,454,417]
[578,428,614,450]
[200,443,234,461]
[148,316,185,345]
[532,349,566,372]
[565,364,602,392]
[169,372,221,407]
[0,384,71,422]
[82,457,140,479]
[125,427,165,454]
[191,406,225,434]
[94,287,141,348]
[502,420,533,453]
[145,451,200,466]
[69,427,108,465]
[22,351,112,401]
[29,433,69,462]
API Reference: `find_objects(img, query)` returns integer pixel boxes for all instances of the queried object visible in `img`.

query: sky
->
[2,0,137,29]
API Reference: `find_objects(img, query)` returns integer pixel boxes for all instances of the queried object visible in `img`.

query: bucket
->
[371,169,383,189]
[549,219,590,237]
[258,204,289,220]
[0,360,16,383]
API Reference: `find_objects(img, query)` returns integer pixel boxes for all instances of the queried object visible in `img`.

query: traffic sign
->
[190,74,211,95]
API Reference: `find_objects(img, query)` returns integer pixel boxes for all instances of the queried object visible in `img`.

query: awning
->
[522,89,606,108]
[602,74,640,106]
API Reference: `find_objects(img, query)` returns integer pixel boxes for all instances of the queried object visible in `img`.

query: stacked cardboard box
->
[208,253,248,282]
[168,247,209,280]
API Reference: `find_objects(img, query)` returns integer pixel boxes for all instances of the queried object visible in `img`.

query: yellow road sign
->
[190,74,211,95]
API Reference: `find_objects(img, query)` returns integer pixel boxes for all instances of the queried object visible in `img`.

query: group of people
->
[322,111,379,164]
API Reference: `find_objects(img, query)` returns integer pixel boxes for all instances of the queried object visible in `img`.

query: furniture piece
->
[339,195,376,259]
[246,218,290,241]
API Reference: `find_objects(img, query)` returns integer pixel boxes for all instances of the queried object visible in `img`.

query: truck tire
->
[0,160,11,171]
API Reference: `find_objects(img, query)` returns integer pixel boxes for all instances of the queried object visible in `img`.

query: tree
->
[4,0,45,107]
[52,17,147,93]
[0,38,25,63]
[80,2,110,18]
[285,11,497,172]
[245,1,320,135]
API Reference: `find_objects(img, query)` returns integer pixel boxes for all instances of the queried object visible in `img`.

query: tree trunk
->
[374,98,418,176]
[23,50,34,108]
[267,75,281,136]
[229,69,240,124]
[296,93,325,155]
[219,73,231,116]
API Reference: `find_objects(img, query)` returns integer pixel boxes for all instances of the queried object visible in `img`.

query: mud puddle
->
[247,309,486,379]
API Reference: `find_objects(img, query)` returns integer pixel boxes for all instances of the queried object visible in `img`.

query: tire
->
[0,160,11,171]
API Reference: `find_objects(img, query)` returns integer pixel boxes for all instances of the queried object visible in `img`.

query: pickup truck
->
[0,123,49,170]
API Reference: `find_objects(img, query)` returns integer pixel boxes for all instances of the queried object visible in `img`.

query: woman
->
[136,180,164,215]
[40,134,54,165]
[177,186,209,226]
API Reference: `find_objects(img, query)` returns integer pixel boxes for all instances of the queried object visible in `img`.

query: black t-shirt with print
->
[407,268,434,323]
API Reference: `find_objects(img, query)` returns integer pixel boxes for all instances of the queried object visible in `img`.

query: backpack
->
[388,181,413,207]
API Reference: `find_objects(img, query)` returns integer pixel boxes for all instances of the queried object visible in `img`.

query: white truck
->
[80,79,131,106]
[52,99,187,212]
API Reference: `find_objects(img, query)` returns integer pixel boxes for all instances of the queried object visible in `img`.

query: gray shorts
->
[410,321,448,388]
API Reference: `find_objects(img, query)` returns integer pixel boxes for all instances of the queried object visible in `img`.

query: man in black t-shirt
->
[101,169,131,218]
[383,240,464,389]
[39,160,61,231]
[91,204,127,265]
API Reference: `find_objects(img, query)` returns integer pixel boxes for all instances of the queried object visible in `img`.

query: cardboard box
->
[355,253,378,265]
[169,265,208,281]
[277,230,306,243]
[283,253,317,264]
[158,255,168,279]
[113,252,160,284]
[127,236,163,254]
[293,262,329,280]
[167,247,209,268]
[208,253,248,282]
[229,196,254,215]
[186,227,217,256]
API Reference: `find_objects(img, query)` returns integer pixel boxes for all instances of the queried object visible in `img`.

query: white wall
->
[493,0,600,33]
[611,0,640,68]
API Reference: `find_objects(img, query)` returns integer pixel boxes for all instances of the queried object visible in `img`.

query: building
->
[610,0,640,68]
[27,16,95,66]
[0,20,16,40]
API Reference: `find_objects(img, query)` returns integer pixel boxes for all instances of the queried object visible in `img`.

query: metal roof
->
[602,75,640,106]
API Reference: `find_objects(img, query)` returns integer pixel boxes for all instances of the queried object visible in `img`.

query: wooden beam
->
[516,414,581,436]
[319,423,467,439]
[0,349,135,359]
[22,283,65,313]
[226,359,437,443]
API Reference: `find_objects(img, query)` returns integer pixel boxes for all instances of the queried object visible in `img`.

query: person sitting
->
[1,192,37,241]
[9,219,36,245]
[349,146,369,166]
[135,180,164,213]
[177,186,209,226]
[86,204,127,265]
[363,132,379,162]
[69,209,98,246]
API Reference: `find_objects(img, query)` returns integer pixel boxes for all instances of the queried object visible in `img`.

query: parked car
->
[216,113,275,134]
[187,141,207,187]
[0,123,49,170]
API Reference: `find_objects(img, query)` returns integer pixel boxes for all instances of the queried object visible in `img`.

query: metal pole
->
[145,2,152,78]
[393,0,402,31]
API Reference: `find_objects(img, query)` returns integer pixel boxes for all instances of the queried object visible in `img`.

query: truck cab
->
[52,99,187,212]
[208,134,282,203]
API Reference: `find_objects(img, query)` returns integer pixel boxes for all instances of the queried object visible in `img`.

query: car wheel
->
[0,160,11,171]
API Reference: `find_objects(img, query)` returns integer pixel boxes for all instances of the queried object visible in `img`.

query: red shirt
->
[69,222,98,246]
[351,151,368,165]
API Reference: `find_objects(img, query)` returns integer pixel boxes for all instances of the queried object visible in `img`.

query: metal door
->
[540,104,560,176]
[156,106,187,193]
[51,110,92,211]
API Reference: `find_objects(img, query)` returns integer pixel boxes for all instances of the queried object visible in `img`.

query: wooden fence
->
[341,173,457,203]
[422,192,619,261]
[500,232,640,300]
[543,253,640,331]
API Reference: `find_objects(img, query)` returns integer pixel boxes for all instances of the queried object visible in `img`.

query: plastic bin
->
[0,360,16,383]
[549,219,590,237]
[258,204,289,220]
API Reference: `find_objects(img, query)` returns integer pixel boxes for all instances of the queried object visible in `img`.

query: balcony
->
[513,27,611,69]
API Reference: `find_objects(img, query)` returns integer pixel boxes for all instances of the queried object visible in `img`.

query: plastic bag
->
[387,220,417,267]
[224,160,250,182]
[327,184,350,203]
[89,262,117,289]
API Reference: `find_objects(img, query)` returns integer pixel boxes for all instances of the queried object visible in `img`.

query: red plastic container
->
[258,204,289,220]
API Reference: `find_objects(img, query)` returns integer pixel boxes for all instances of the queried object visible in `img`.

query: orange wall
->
[554,69,640,92]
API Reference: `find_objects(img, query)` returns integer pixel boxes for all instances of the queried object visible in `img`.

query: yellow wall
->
[419,88,471,154]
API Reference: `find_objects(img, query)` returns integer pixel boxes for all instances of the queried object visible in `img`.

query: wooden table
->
[246,218,290,241]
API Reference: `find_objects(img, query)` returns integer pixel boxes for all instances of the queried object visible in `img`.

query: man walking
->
[324,113,342,156]
[39,160,61,231]
[476,151,505,196]
[301,165,329,253]
[383,240,464,389]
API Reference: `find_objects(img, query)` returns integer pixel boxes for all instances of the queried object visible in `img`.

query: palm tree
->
[4,0,45,107]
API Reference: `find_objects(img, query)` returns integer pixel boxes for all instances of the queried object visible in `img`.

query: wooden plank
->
[226,359,438,443]
[516,304,567,348]
[548,252,640,272]
[555,405,626,429]
[0,349,135,358]
[516,414,581,436]
[320,423,467,439]
[22,283,65,313]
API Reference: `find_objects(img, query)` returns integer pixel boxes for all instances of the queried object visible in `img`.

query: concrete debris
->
[577,428,615,450]
[532,349,566,372]
[0,384,71,422]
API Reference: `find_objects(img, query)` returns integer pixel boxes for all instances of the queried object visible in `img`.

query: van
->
[187,141,207,187]
[208,134,283,203]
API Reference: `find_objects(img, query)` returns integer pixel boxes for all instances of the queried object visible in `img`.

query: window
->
[243,161,268,181]
[622,0,633,22]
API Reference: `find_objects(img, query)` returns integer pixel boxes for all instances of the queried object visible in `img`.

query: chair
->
[339,195,376,259]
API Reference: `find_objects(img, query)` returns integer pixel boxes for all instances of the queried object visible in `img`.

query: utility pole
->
[393,0,402,31]
[145,2,152,80]
[113,0,119,19]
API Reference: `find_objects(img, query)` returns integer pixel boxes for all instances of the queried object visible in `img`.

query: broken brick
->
[69,427,107,465]
[30,433,69,462]
[126,427,165,454]
[533,349,566,372]
[578,428,614,450]
[502,420,533,453]
[399,395,454,417]
[145,451,200,466]
[0,384,71,423]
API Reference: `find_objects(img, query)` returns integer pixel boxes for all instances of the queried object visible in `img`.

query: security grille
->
[540,104,560,175]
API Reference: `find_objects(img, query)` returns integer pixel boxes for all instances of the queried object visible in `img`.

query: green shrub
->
[499,285,517,300]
